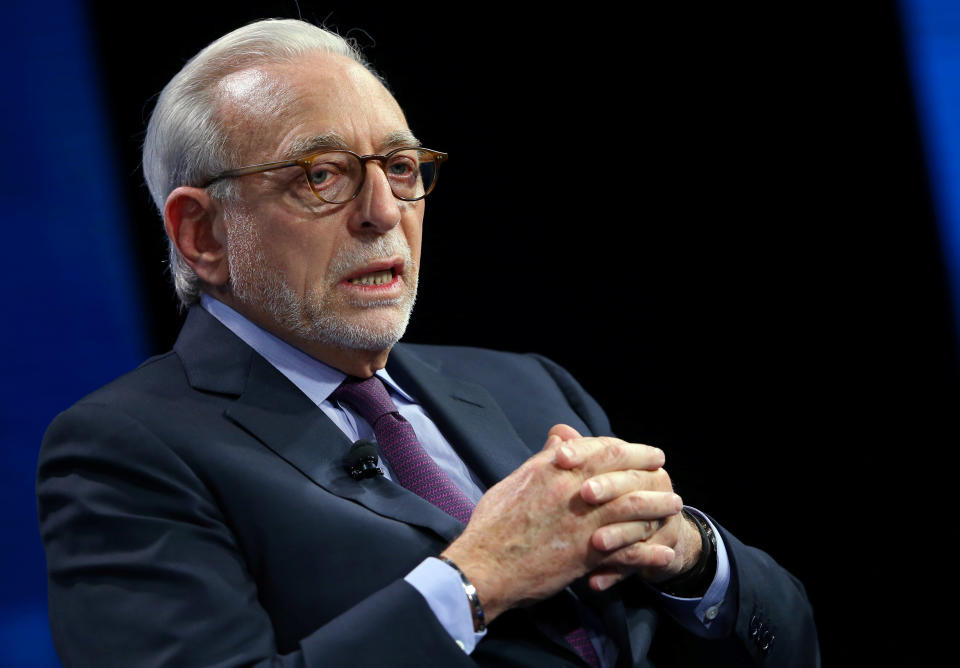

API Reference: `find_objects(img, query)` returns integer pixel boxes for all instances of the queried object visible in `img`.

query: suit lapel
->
[175,307,464,542]
[386,345,534,490]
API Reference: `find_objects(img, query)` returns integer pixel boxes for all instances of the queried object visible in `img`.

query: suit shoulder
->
[42,350,198,454]
[68,350,189,409]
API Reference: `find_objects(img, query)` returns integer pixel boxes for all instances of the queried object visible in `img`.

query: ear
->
[163,186,230,287]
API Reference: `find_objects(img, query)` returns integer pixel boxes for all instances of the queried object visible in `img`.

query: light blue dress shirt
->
[200,294,732,663]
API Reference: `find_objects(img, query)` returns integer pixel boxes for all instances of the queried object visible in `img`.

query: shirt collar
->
[200,294,415,406]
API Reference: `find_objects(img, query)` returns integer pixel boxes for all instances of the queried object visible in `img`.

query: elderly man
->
[38,19,818,668]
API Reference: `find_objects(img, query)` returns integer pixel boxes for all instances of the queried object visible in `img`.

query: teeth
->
[349,269,394,286]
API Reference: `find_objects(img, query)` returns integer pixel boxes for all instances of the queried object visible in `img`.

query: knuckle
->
[605,441,628,463]
[627,492,650,514]
[625,542,646,561]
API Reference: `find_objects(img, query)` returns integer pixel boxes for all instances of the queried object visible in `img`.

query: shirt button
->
[705,605,720,620]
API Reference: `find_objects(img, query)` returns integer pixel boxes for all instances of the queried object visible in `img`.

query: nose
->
[350,162,401,235]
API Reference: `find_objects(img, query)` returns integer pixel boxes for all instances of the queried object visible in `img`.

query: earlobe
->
[164,187,230,287]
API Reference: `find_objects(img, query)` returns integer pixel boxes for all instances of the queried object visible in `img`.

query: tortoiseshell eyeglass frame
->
[201,147,448,204]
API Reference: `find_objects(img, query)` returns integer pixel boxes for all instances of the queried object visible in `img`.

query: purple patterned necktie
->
[565,627,601,668]
[332,376,474,524]
[332,375,602,667]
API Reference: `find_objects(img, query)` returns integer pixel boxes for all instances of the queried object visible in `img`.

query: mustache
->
[328,231,413,276]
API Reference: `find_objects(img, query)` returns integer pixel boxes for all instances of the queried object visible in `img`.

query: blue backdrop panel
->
[901,0,960,343]
[0,1,147,665]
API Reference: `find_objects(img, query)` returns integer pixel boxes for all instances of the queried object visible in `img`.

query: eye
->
[301,152,363,202]
[307,160,344,187]
[386,153,418,181]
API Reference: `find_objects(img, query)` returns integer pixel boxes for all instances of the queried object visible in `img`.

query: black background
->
[87,1,958,663]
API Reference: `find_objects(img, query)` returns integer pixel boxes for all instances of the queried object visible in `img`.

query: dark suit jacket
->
[38,306,818,667]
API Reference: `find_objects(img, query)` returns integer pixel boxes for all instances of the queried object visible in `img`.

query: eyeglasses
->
[202,147,448,204]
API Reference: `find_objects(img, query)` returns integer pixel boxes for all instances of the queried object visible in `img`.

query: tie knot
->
[331,375,398,426]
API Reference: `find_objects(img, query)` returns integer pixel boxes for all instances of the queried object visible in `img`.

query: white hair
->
[142,19,380,307]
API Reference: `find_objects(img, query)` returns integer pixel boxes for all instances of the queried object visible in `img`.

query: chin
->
[311,315,409,351]
[231,262,417,352]
[300,299,417,352]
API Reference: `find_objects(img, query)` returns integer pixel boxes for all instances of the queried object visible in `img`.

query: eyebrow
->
[283,132,349,160]
[282,130,422,160]
[380,130,421,151]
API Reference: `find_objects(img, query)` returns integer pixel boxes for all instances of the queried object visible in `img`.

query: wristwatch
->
[656,510,718,598]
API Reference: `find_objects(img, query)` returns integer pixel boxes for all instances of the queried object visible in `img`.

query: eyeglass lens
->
[306,149,438,202]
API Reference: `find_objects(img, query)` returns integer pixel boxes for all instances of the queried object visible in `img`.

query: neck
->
[298,342,391,379]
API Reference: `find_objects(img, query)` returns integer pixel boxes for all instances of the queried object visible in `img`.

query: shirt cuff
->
[654,507,734,638]
[404,557,487,653]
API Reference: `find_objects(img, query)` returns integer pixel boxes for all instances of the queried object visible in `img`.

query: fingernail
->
[674,495,684,512]
[586,480,601,498]
[597,529,612,550]
[560,446,574,461]
[595,574,617,591]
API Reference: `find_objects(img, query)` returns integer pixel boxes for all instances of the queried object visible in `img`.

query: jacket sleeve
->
[643,520,820,668]
[531,354,820,667]
[37,401,477,668]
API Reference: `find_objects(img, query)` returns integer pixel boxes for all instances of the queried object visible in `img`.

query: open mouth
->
[342,260,403,288]
[348,268,395,286]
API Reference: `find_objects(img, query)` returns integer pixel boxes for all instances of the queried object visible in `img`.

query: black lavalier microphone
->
[345,439,384,480]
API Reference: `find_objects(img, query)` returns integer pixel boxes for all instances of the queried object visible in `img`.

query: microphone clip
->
[345,439,384,480]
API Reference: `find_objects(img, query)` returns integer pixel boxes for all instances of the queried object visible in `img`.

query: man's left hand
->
[551,424,704,592]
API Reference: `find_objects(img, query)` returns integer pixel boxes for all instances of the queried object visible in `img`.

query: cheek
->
[403,207,425,264]
[257,219,341,286]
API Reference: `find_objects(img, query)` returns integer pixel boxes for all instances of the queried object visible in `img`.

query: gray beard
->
[226,208,417,352]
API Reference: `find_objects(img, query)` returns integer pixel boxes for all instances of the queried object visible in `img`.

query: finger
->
[595,490,684,526]
[587,566,631,592]
[581,469,675,504]
[591,519,666,552]
[554,438,666,473]
[548,423,583,442]
[598,541,676,573]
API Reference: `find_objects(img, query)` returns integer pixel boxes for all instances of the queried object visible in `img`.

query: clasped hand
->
[442,424,701,623]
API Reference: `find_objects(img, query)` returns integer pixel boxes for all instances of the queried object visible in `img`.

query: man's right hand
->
[440,424,683,623]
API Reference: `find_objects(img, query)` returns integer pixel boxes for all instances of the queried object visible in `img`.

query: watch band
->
[440,557,486,633]
[656,510,718,598]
